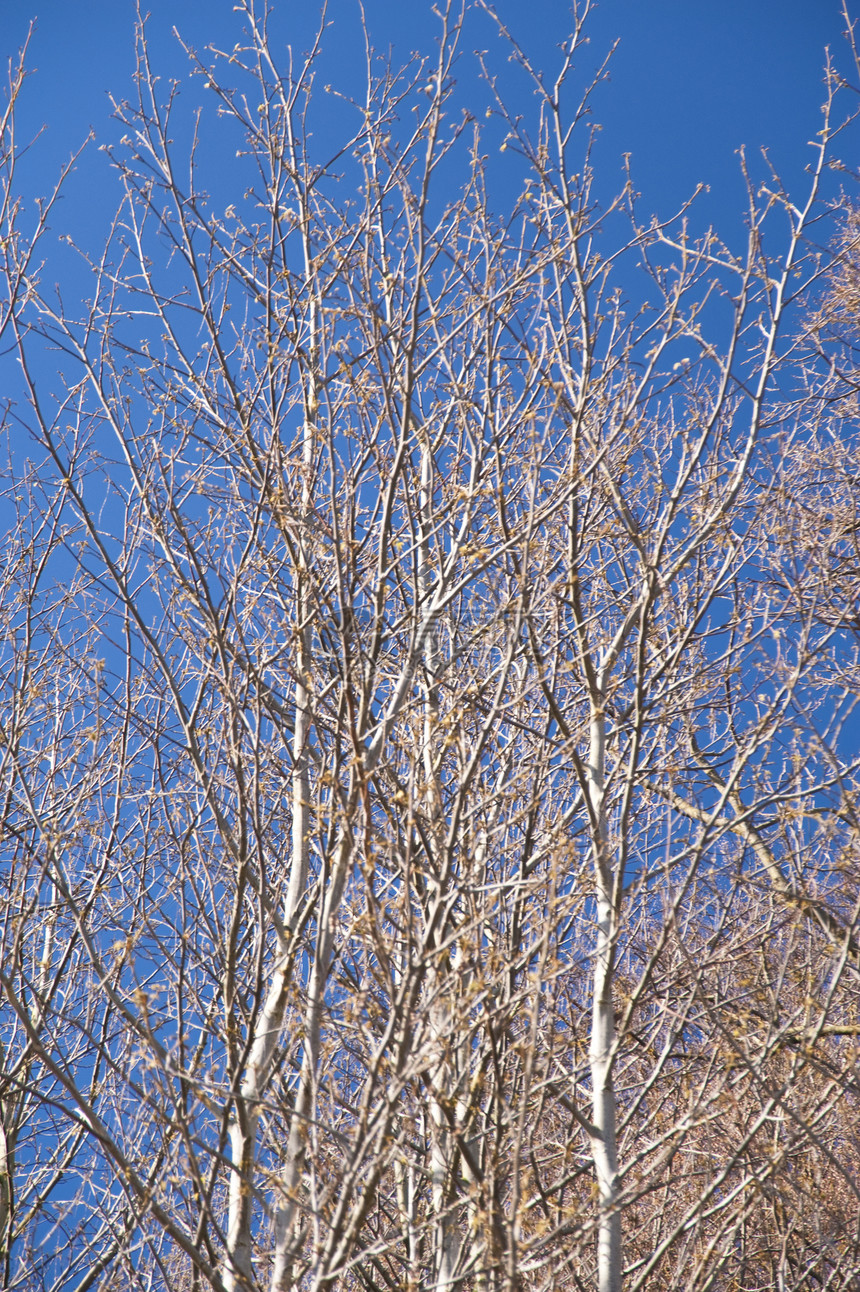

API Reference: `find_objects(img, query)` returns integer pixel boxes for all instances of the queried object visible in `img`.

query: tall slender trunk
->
[224,292,316,1292]
[223,619,311,1291]
[270,835,351,1291]
[415,436,460,1291]
[224,949,293,1292]
[394,1148,420,1292]
[587,700,621,1292]
[0,1047,14,1283]
[262,373,320,1292]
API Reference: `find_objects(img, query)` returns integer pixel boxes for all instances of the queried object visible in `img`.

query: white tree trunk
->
[224,316,316,1289]
[587,701,622,1292]
[417,434,461,1292]
[224,677,310,1291]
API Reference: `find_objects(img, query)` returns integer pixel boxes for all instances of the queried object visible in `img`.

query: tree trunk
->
[588,700,622,1292]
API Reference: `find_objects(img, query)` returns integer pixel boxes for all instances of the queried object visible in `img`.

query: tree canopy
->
[1,5,859,1290]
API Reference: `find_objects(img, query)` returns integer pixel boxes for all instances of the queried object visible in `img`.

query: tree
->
[1,4,859,1290]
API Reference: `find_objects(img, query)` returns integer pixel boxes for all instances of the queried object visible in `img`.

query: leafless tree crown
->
[1,4,859,1290]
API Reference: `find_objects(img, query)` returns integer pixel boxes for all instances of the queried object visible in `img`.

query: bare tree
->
[1,4,859,1290]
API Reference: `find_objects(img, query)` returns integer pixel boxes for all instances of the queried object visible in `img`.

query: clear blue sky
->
[1,1,853,267]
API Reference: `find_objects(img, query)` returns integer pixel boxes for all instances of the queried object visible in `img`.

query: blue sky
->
[2,0,853,252]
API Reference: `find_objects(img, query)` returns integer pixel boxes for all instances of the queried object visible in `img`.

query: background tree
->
[1,4,859,1291]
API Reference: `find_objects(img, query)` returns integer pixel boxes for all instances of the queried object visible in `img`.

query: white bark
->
[269,826,351,1290]
[224,271,316,1288]
[588,698,622,1292]
[0,1047,13,1276]
[417,433,460,1292]
[224,687,310,1292]
[224,954,291,1292]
